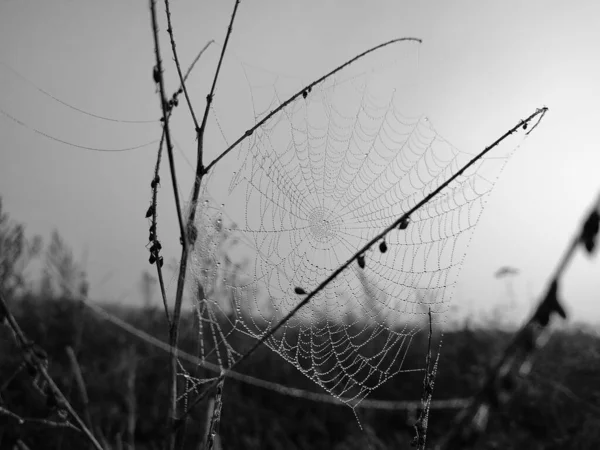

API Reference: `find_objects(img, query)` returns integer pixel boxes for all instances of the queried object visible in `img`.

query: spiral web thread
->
[183,63,522,408]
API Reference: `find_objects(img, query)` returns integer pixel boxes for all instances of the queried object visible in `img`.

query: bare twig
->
[149,0,187,251]
[228,107,548,371]
[0,406,81,431]
[203,373,225,450]
[164,0,201,133]
[163,1,241,448]
[436,191,600,449]
[0,293,103,450]
[125,346,137,450]
[65,346,93,435]
[147,39,214,327]
[175,106,549,426]
[412,308,438,449]
[203,37,422,175]
[148,2,190,447]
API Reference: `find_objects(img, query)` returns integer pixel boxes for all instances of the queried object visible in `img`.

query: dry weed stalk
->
[412,308,440,449]
[436,193,600,449]
[0,293,103,450]
[65,346,93,435]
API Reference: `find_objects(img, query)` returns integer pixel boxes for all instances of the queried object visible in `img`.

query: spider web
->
[183,58,524,408]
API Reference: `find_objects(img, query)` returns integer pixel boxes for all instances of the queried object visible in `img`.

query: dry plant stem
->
[0,293,103,450]
[175,107,549,427]
[166,1,240,447]
[149,0,187,246]
[66,346,93,433]
[150,133,171,326]
[203,36,422,174]
[150,41,214,327]
[204,373,225,450]
[164,0,201,131]
[412,309,435,450]
[436,193,600,449]
[0,406,81,431]
[148,2,188,447]
[126,346,137,450]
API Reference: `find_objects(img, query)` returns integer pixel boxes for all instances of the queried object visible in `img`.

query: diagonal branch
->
[148,40,214,328]
[175,106,549,426]
[203,37,422,175]
[436,191,600,449]
[0,293,103,450]
[164,2,241,448]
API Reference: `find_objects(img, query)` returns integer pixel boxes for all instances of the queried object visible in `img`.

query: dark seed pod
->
[523,122,528,130]
[399,217,410,230]
[153,66,160,84]
[149,232,155,242]
[302,90,308,99]
[145,205,154,218]
[581,210,599,254]
[149,253,156,265]
[294,287,307,295]
[379,240,388,253]
[357,254,365,269]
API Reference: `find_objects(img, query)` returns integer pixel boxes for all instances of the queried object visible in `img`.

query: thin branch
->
[0,293,103,450]
[175,106,549,426]
[148,2,190,447]
[436,191,600,449]
[66,346,93,433]
[0,406,81,432]
[149,0,187,251]
[203,36,422,175]
[148,40,214,328]
[203,372,225,450]
[230,107,548,370]
[165,1,241,448]
[164,0,201,132]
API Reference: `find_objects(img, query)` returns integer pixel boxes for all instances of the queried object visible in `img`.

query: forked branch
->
[0,293,103,450]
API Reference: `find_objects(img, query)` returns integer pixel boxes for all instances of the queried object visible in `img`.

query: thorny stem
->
[148,1,188,449]
[0,293,103,450]
[436,191,600,449]
[175,107,549,426]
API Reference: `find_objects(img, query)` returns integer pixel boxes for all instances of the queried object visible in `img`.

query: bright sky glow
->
[1,0,598,325]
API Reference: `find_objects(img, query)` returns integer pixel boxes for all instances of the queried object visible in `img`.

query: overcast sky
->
[1,0,599,326]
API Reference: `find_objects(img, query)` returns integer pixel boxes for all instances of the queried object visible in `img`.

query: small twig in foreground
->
[0,293,103,450]
[436,192,600,449]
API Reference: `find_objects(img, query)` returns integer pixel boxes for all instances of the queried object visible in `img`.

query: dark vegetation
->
[1,294,599,449]
[1,197,600,449]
